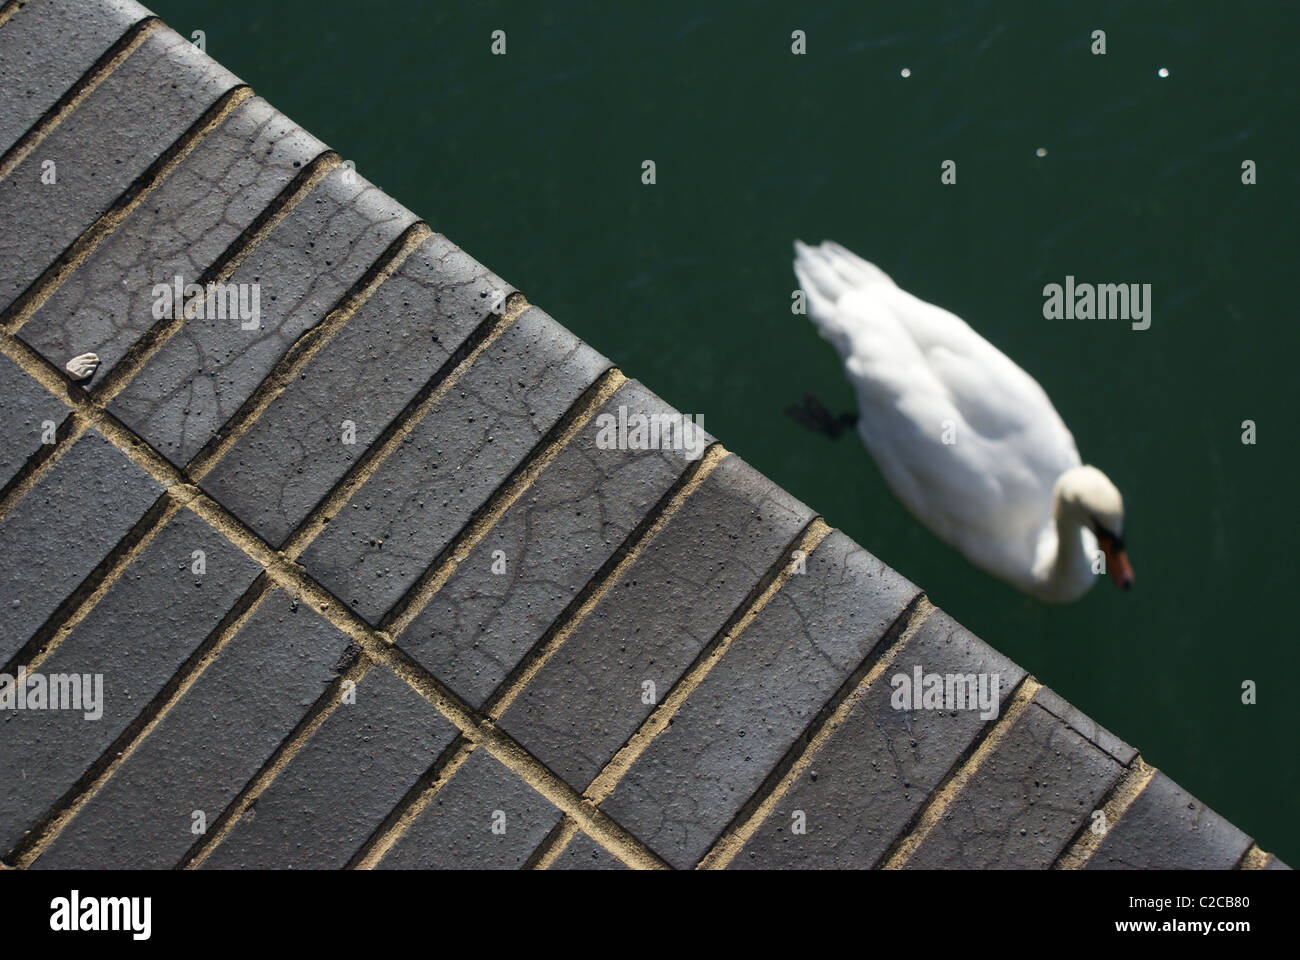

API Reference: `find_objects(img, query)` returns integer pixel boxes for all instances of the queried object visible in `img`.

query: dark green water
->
[149,0,1299,862]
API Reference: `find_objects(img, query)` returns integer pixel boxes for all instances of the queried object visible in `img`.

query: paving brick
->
[0,0,152,156]
[378,749,561,869]
[1034,685,1137,767]
[299,306,609,625]
[200,666,457,869]
[1264,853,1291,870]
[904,695,1124,869]
[0,351,67,489]
[33,590,351,869]
[20,96,327,382]
[0,26,241,314]
[0,428,163,666]
[549,831,627,870]
[397,379,705,708]
[200,233,510,546]
[731,608,1024,869]
[499,453,811,792]
[1084,771,1253,870]
[0,0,1277,876]
[109,163,417,467]
[0,508,260,855]
[602,530,920,868]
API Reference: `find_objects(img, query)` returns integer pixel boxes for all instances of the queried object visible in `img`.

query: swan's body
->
[793,240,1131,603]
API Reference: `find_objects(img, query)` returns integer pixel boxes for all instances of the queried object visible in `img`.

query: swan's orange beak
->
[1104,543,1134,590]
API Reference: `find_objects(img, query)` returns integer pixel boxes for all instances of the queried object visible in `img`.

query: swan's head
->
[1057,465,1133,591]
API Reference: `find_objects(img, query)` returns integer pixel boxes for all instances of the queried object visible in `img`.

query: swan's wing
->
[794,241,1081,581]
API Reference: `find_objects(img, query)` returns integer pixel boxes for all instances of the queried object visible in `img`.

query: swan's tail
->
[792,240,894,354]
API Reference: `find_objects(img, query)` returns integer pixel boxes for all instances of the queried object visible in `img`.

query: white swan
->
[792,240,1132,603]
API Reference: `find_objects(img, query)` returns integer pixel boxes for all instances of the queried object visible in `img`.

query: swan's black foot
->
[786,393,859,439]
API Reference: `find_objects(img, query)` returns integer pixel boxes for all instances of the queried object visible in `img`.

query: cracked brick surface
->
[108,162,417,467]
[0,427,163,666]
[0,0,151,156]
[732,608,1025,869]
[298,305,609,625]
[499,453,812,793]
[33,590,351,869]
[602,531,920,868]
[0,351,67,489]
[903,693,1125,869]
[397,378,705,708]
[0,0,1278,872]
[378,749,562,870]
[200,232,511,546]
[200,666,457,869]
[19,95,327,381]
[0,508,259,855]
[0,25,241,314]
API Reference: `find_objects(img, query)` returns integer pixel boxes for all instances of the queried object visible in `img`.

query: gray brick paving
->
[0,25,241,314]
[0,0,1280,872]
[109,162,417,467]
[19,95,327,382]
[0,351,67,489]
[0,508,259,855]
[0,0,151,156]
[549,831,628,870]
[33,590,351,869]
[1084,771,1253,870]
[731,608,1024,869]
[200,233,511,546]
[298,305,609,625]
[0,427,163,667]
[378,748,561,870]
[1034,684,1137,767]
[200,666,458,869]
[397,379,705,708]
[904,694,1124,869]
[499,453,812,793]
[602,530,920,868]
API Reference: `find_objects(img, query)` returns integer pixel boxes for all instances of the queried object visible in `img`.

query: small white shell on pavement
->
[65,352,100,381]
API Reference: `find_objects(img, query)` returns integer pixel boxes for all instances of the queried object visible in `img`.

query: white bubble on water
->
[1035,147,1048,158]
[900,67,911,78]
[1157,67,1170,78]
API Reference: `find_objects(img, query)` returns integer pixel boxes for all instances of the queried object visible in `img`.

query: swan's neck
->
[1038,489,1097,602]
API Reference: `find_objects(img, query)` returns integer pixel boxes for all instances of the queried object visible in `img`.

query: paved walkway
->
[0,0,1285,870]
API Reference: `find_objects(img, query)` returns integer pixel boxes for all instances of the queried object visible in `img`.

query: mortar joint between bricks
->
[1237,845,1273,870]
[0,408,85,524]
[183,221,434,482]
[525,817,582,870]
[179,655,377,870]
[478,441,728,722]
[0,2,27,32]
[0,492,186,680]
[87,150,341,404]
[378,365,628,638]
[698,593,936,870]
[2,84,254,337]
[7,574,280,867]
[880,674,1043,869]
[0,17,163,183]
[348,736,478,869]
[0,257,666,869]
[1053,757,1157,870]
[276,291,527,561]
[582,516,835,806]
